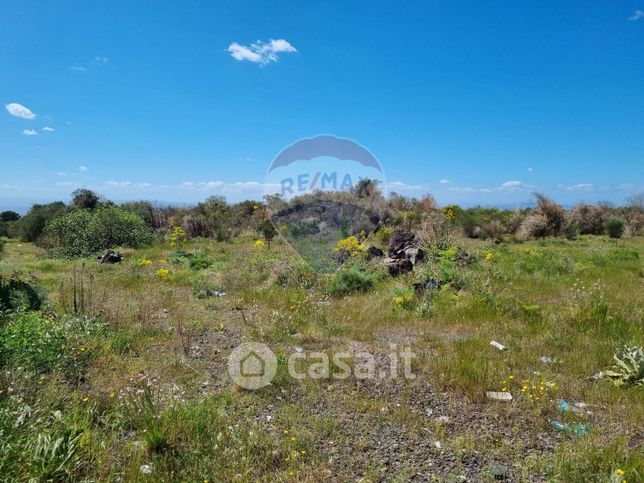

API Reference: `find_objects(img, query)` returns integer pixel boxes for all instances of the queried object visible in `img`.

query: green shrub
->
[189,254,212,270]
[604,218,624,238]
[44,206,152,257]
[0,272,46,312]
[328,265,374,296]
[604,346,644,387]
[0,312,104,377]
[17,202,66,242]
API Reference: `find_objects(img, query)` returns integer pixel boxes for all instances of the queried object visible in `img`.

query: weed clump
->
[327,265,374,296]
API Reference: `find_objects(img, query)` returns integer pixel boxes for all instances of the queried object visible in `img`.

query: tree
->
[257,220,277,249]
[0,211,20,222]
[17,202,66,242]
[43,206,152,257]
[71,189,101,210]
[354,178,380,199]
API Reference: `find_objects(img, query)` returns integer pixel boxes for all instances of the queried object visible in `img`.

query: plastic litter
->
[559,400,592,415]
[539,356,553,363]
[433,441,442,449]
[486,391,512,401]
[549,419,590,435]
[490,340,507,351]
[294,346,304,353]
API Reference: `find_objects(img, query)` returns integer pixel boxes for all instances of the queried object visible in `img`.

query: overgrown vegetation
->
[0,187,641,480]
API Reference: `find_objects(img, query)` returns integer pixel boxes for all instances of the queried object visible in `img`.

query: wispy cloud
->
[227,39,297,65]
[439,179,451,184]
[22,129,38,136]
[500,180,531,191]
[388,181,427,191]
[6,102,36,120]
[566,183,594,191]
[449,186,477,192]
[71,65,86,73]
[106,181,152,188]
[42,126,55,132]
[629,10,644,21]
[94,56,108,65]
[79,165,89,172]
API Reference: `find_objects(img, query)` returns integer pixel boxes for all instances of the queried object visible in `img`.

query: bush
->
[480,219,505,240]
[518,213,549,240]
[605,218,624,238]
[570,203,607,235]
[44,206,152,257]
[328,265,374,296]
[17,202,66,242]
[0,272,46,312]
[519,194,565,239]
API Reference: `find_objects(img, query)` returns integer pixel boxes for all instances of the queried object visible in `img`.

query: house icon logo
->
[228,342,277,390]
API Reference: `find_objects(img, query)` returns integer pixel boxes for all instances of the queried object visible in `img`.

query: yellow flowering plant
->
[156,267,172,281]
[137,257,153,267]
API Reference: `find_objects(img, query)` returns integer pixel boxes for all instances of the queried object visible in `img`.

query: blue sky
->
[1,0,643,211]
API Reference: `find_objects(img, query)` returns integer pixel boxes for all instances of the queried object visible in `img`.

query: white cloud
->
[449,186,477,192]
[567,183,594,191]
[6,102,36,120]
[499,180,534,191]
[106,180,151,188]
[22,129,38,136]
[227,39,297,65]
[629,10,644,21]
[79,165,89,172]
[56,181,77,187]
[42,126,55,132]
[71,65,86,72]
[179,180,280,195]
[94,56,108,65]
[527,167,533,172]
[388,181,426,191]
[439,179,451,184]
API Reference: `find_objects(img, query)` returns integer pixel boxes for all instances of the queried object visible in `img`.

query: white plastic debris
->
[436,415,450,424]
[425,408,434,417]
[539,356,553,363]
[490,340,507,351]
[433,441,442,449]
[486,391,513,401]
[294,346,304,353]
[139,464,153,474]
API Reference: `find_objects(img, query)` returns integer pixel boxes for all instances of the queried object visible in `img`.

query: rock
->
[366,245,384,260]
[98,249,122,264]
[388,258,413,276]
[413,278,441,294]
[386,228,424,276]
[387,227,417,259]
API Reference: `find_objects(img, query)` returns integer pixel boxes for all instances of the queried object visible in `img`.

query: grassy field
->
[0,234,642,481]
